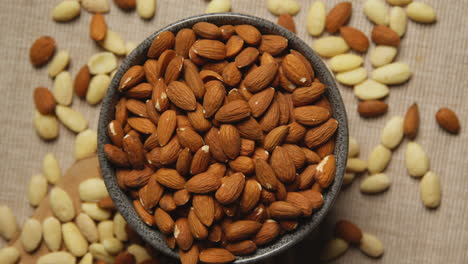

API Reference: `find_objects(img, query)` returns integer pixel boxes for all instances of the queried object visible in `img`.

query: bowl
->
[98,13,348,263]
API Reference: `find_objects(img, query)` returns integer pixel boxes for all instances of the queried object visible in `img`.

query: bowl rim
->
[98,12,348,263]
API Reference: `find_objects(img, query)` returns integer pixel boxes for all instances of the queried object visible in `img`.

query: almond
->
[148,31,175,59]
[90,14,107,41]
[253,220,280,246]
[126,99,147,117]
[74,65,91,97]
[126,83,152,99]
[292,83,325,107]
[275,92,290,125]
[123,134,145,169]
[259,98,280,132]
[219,124,241,159]
[185,172,222,193]
[155,168,186,189]
[334,219,363,244]
[248,87,275,118]
[270,146,296,183]
[199,248,235,264]
[244,63,279,93]
[188,208,208,240]
[315,155,336,188]
[108,120,124,147]
[302,147,321,164]
[127,118,156,134]
[222,62,242,87]
[258,35,288,56]
[225,240,257,256]
[283,144,306,169]
[30,36,56,67]
[159,193,176,212]
[435,107,460,134]
[225,220,262,242]
[304,118,338,148]
[403,103,419,139]
[277,14,296,33]
[237,117,263,141]
[358,100,388,118]
[193,195,215,227]
[114,0,136,9]
[159,50,178,78]
[234,25,261,45]
[176,128,204,153]
[268,201,302,219]
[104,144,130,167]
[220,25,235,40]
[263,125,289,152]
[192,22,221,39]
[215,100,251,123]
[203,80,226,118]
[187,103,213,132]
[157,110,176,146]
[124,166,153,188]
[204,127,229,163]
[184,60,205,98]
[119,65,145,92]
[294,106,330,126]
[371,25,401,46]
[326,2,352,33]
[166,81,197,111]
[174,218,193,251]
[254,158,279,191]
[285,122,306,143]
[34,87,56,115]
[173,29,196,58]
[164,55,184,84]
[282,54,312,86]
[192,40,226,60]
[234,47,259,68]
[226,35,244,58]
[190,145,211,174]
[215,173,246,204]
[340,26,369,52]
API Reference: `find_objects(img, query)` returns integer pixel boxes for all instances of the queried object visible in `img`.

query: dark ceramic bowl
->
[98,13,348,263]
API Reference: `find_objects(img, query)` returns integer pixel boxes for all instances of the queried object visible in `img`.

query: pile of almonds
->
[104,21,340,263]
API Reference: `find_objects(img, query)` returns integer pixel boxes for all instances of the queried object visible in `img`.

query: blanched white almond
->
[126,42,138,56]
[420,171,441,208]
[98,221,114,243]
[48,50,70,77]
[267,0,301,15]
[50,187,75,222]
[75,129,98,160]
[37,252,76,264]
[364,0,389,25]
[56,105,88,133]
[306,1,326,36]
[81,0,110,13]
[113,213,128,241]
[329,54,363,73]
[62,222,88,257]
[319,238,349,261]
[43,152,61,184]
[359,232,384,257]
[28,174,48,206]
[354,79,390,100]
[346,158,367,173]
[52,0,81,22]
[390,7,407,37]
[136,0,156,19]
[127,244,152,263]
[53,71,73,106]
[405,142,429,177]
[381,116,404,149]
[79,178,109,202]
[89,243,115,263]
[0,205,17,241]
[79,253,93,264]
[372,62,411,85]
[43,216,62,252]
[368,144,392,174]
[370,46,398,67]
[34,111,59,140]
[82,203,111,221]
[88,52,117,75]
[387,0,412,6]
[348,137,360,157]
[205,0,231,13]
[86,74,110,105]
[99,30,126,56]
[103,238,123,255]
[336,67,367,86]
[343,173,355,185]
[21,218,42,253]
[0,247,20,264]
[406,2,436,23]
[76,213,99,243]
[313,37,349,58]
[360,173,391,193]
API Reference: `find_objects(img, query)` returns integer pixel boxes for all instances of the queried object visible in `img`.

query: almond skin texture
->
[192,40,226,60]
[403,103,419,139]
[277,14,296,33]
[74,65,91,97]
[192,22,221,40]
[215,100,251,123]
[244,63,279,93]
[340,26,369,52]
[215,172,246,204]
[255,158,279,191]
[157,110,177,146]
[185,172,222,193]
[326,2,352,33]
[234,25,262,45]
[90,13,107,41]
[226,35,245,58]
[30,36,56,67]
[304,118,338,148]
[294,106,330,126]
[358,100,388,118]
[219,124,241,159]
[334,220,363,244]
[148,31,175,59]
[282,54,312,87]
[203,80,226,118]
[225,220,262,242]
[199,248,235,264]
[292,82,325,107]
[435,107,460,134]
[119,65,145,92]
[166,81,197,111]
[258,35,288,56]
[268,201,302,219]
[34,87,56,115]
[371,25,401,46]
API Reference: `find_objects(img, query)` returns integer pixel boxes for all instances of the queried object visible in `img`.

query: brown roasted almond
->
[190,145,211,174]
[294,106,330,126]
[403,103,419,139]
[164,55,185,84]
[139,174,163,209]
[225,240,257,256]
[108,120,124,147]
[253,147,269,161]
[143,59,160,85]
[203,80,226,118]
[240,139,255,156]
[285,122,306,143]
[114,98,127,126]
[33,87,56,115]
[166,81,197,111]
[304,118,338,148]
[334,219,363,244]
[159,193,176,212]
[436,107,460,134]
[225,220,262,242]
[203,61,229,75]
[259,98,280,132]
[174,218,193,251]
[258,35,288,56]
[325,2,352,33]
[237,117,263,141]
[154,208,174,234]
[371,25,401,46]
[104,144,130,167]
[244,63,279,93]
[253,220,280,246]
[155,168,186,189]
[185,172,222,193]
[119,65,145,92]
[30,36,56,67]
[124,166,153,188]
[240,179,262,213]
[188,208,208,240]
[279,220,298,232]
[146,100,160,124]
[159,136,182,165]
[277,14,296,33]
[192,22,221,39]
[235,47,259,68]
[126,99,148,117]
[183,60,205,98]
[157,110,176,146]
[263,125,289,152]
[358,100,388,118]
[226,35,244,58]
[302,147,321,164]
[314,155,336,188]
[177,115,193,130]
[268,201,302,219]
[215,172,246,204]
[290,50,315,80]
[74,65,91,97]
[199,248,235,264]
[245,204,268,223]
[292,83,325,107]
[270,146,296,183]
[90,13,107,41]
[300,189,323,209]
[222,62,242,86]
[126,83,153,99]
[248,87,275,118]
[179,245,199,264]
[187,103,212,132]
[282,54,312,87]
[127,117,155,135]
[297,164,317,189]
[215,100,251,123]
[219,124,241,159]
[175,29,196,58]
[114,0,136,10]
[176,148,192,176]
[286,192,313,216]
[260,52,276,66]
[164,235,176,249]
[283,144,306,169]
[226,88,245,103]
[133,200,154,226]
[177,128,204,152]
[340,26,369,52]
[192,39,226,60]
[193,194,215,227]
[204,127,229,163]
[148,31,175,58]
[174,189,191,206]
[151,78,170,112]
[278,67,296,92]
[220,25,235,40]
[228,156,255,175]
[189,47,206,66]
[158,49,177,77]
[255,158,279,191]
[114,251,136,264]
[234,25,262,45]
[123,134,145,169]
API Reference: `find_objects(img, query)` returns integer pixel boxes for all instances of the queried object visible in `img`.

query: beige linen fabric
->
[0,0,467,263]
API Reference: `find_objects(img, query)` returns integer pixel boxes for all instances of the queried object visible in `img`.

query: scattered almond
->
[435,107,460,134]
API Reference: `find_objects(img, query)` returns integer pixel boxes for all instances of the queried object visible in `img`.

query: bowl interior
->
[98,13,348,263]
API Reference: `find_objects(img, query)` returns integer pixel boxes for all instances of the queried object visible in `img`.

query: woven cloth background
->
[0,0,467,263]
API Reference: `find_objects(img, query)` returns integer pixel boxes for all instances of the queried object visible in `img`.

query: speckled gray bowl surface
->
[98,13,348,263]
